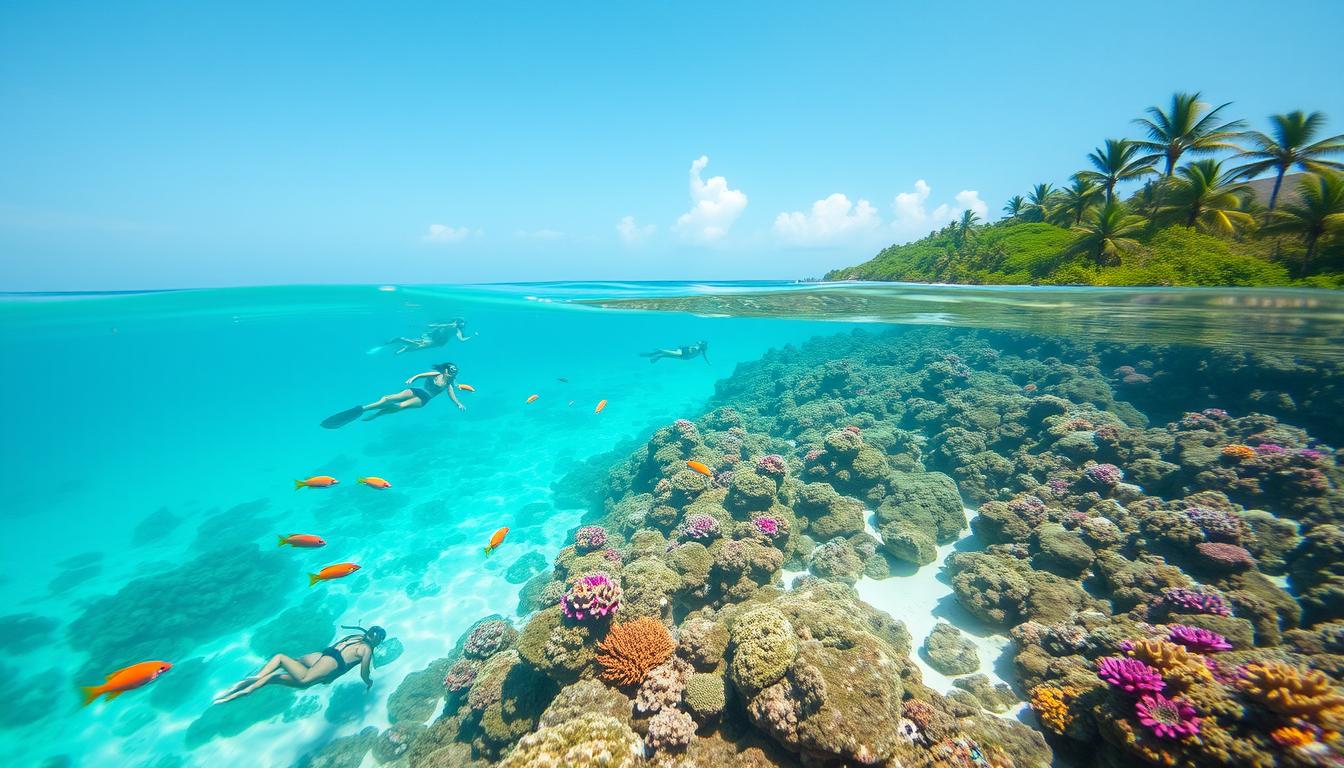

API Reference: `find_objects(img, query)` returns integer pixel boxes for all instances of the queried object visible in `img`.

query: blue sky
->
[2,1,1342,290]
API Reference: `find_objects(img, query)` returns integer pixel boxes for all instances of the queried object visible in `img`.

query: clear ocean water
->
[2,281,1341,768]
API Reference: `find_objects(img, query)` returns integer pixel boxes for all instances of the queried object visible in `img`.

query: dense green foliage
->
[828,92,1344,287]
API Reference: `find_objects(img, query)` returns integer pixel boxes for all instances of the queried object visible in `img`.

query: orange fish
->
[294,476,339,490]
[526,394,539,404]
[359,476,391,489]
[594,399,608,414]
[309,563,360,586]
[1023,383,1038,393]
[80,660,172,706]
[457,384,476,392]
[686,461,713,477]
[277,533,326,548]
[485,527,509,555]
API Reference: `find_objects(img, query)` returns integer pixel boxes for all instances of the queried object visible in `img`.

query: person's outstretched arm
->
[448,387,466,410]
[360,653,373,690]
[405,371,434,385]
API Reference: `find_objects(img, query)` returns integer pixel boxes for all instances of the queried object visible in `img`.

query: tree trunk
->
[1268,167,1286,211]
[1303,234,1318,276]
[1164,151,1178,177]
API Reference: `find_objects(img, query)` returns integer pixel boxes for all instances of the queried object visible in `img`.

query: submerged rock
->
[922,622,980,675]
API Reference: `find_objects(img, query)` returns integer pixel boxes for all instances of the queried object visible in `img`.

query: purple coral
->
[1082,463,1124,487]
[753,516,781,538]
[560,572,622,621]
[1298,448,1326,461]
[673,419,699,440]
[463,619,517,659]
[679,514,721,540]
[1201,408,1229,420]
[1097,657,1166,695]
[756,454,787,477]
[1046,478,1071,497]
[599,548,623,564]
[442,659,477,692]
[1184,507,1243,543]
[1167,625,1232,653]
[1161,587,1232,617]
[574,525,608,553]
[1254,443,1286,454]
[1135,693,1201,740]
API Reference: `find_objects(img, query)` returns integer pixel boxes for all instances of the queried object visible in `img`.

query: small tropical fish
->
[1023,383,1038,393]
[294,476,339,490]
[277,533,326,548]
[526,394,539,403]
[485,527,509,555]
[80,661,172,706]
[686,461,713,477]
[457,384,476,392]
[594,399,608,414]
[359,476,391,489]
[568,400,575,407]
[309,563,360,586]
[557,377,569,383]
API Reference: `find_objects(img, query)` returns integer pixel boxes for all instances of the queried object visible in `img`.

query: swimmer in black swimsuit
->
[214,625,386,704]
[387,319,473,354]
[360,362,466,422]
[640,340,710,364]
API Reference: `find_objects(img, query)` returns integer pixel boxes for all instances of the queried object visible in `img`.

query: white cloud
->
[616,215,655,246]
[514,228,565,240]
[773,193,880,246]
[673,155,747,243]
[890,180,988,241]
[422,224,477,244]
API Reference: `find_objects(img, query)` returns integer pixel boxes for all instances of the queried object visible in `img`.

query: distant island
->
[827,92,1344,288]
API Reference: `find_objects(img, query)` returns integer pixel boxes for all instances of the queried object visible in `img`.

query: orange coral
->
[596,616,674,686]
[1239,662,1344,723]
[1126,639,1212,690]
[1270,725,1317,747]
[1029,684,1078,734]
[1221,444,1256,461]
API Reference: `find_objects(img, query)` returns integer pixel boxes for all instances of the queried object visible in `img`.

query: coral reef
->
[561,572,623,622]
[596,617,674,686]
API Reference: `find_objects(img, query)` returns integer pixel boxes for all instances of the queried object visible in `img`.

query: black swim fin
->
[321,406,364,429]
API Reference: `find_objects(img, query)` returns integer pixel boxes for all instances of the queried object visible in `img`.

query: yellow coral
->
[1126,639,1212,690]
[595,616,674,686]
[1240,662,1344,724]
[1221,444,1256,461]
[1029,685,1078,734]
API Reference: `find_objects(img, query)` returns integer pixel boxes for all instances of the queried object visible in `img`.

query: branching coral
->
[1161,587,1232,617]
[574,526,608,553]
[756,454,787,477]
[1082,463,1124,487]
[561,572,622,622]
[753,516,781,538]
[1221,444,1256,461]
[1166,625,1232,653]
[1029,684,1078,734]
[1126,639,1213,690]
[678,514,721,541]
[595,617,674,686]
[645,708,695,752]
[1238,661,1344,723]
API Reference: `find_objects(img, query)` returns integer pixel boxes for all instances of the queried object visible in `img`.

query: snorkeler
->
[387,319,472,354]
[321,362,465,428]
[213,625,385,704]
[640,340,710,364]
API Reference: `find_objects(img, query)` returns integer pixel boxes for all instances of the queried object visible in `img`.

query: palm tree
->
[1159,158,1254,235]
[1069,201,1146,265]
[1128,178,1164,219]
[1234,111,1344,210]
[1002,195,1026,220]
[1134,92,1246,177]
[1050,176,1104,226]
[1021,183,1057,223]
[954,209,980,246]
[1081,139,1155,202]
[1260,172,1344,275]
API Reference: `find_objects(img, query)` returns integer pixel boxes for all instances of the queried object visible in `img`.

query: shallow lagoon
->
[2,281,1342,767]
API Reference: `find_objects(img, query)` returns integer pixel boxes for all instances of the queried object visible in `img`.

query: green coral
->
[497,713,642,768]
[517,606,597,683]
[728,606,798,694]
[683,671,728,720]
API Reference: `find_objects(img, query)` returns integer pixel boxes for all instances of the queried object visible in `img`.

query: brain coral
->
[1238,661,1344,723]
[728,606,798,694]
[497,712,642,768]
[595,617,674,686]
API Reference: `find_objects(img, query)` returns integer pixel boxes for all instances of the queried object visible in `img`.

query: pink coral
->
[1135,693,1200,740]
[755,454,787,476]
[1161,587,1232,616]
[1195,542,1255,571]
[1097,657,1165,695]
[574,525,608,553]
[1167,625,1232,653]
[1082,463,1124,487]
[1184,507,1243,543]
[679,514,721,540]
[753,517,781,538]
[561,572,622,621]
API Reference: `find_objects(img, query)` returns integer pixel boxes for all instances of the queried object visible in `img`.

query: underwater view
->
[3,281,1344,768]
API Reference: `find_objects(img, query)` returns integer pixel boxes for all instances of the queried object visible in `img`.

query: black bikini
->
[410,376,449,403]
[320,639,361,680]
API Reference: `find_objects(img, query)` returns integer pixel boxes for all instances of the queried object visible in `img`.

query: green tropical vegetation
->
[827,92,1344,287]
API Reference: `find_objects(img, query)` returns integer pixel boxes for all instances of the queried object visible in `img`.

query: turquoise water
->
[2,281,1342,767]
[0,283,859,766]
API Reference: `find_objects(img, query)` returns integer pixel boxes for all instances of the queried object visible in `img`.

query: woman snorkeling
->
[387,319,472,354]
[321,362,465,428]
[214,625,385,704]
[640,340,710,364]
